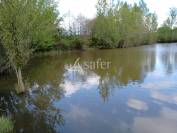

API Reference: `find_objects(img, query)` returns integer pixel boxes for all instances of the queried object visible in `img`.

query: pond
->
[0,43,177,133]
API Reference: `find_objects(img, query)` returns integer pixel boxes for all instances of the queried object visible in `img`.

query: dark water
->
[0,44,177,133]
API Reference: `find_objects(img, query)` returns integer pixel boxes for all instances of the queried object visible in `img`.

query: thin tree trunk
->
[15,68,25,93]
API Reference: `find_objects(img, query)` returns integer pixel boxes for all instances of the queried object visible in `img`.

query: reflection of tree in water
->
[0,46,158,131]
[25,50,156,102]
[98,74,119,102]
[63,65,88,83]
[158,45,177,74]
[93,47,156,101]
[0,84,65,133]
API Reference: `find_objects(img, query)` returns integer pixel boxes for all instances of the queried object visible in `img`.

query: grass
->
[0,117,13,133]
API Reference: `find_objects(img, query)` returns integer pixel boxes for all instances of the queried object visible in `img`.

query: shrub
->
[72,37,88,50]
[58,37,89,50]
[91,36,114,49]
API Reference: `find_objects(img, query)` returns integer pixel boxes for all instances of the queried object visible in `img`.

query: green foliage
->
[158,26,172,42]
[157,26,177,43]
[91,0,158,49]
[0,0,59,92]
[91,0,119,48]
[158,8,177,43]
[59,36,88,50]
[172,28,177,42]
[71,37,86,49]
[0,45,10,74]
[91,36,115,49]
[0,0,58,69]
[0,117,13,133]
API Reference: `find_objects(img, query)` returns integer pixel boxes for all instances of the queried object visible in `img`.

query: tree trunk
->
[15,68,25,93]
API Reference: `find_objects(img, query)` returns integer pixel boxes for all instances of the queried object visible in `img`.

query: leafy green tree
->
[0,44,10,73]
[145,13,158,44]
[0,0,58,93]
[96,0,108,16]
[157,26,172,42]
[172,28,177,41]
[91,0,119,48]
[158,8,177,43]
[91,0,158,48]
[118,3,147,47]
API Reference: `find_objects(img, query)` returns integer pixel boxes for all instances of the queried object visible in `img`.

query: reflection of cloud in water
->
[151,91,169,102]
[65,105,92,121]
[142,81,176,90]
[60,75,100,97]
[151,91,177,105]
[133,108,177,133]
[127,99,148,111]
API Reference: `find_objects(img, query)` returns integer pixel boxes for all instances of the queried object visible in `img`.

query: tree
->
[71,15,90,36]
[164,8,177,29]
[91,0,120,48]
[145,13,158,44]
[96,0,108,16]
[139,0,149,16]
[158,8,177,43]
[0,0,58,93]
[90,0,158,48]
[0,44,10,73]
[157,26,172,42]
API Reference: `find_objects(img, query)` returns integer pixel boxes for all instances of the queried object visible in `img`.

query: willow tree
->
[0,0,58,93]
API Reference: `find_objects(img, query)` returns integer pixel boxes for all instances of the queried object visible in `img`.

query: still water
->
[0,44,177,133]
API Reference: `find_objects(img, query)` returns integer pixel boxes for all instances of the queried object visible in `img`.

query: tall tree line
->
[90,0,158,48]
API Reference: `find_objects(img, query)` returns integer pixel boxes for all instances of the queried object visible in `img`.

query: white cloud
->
[60,69,100,97]
[65,105,92,120]
[142,81,177,90]
[151,91,177,105]
[133,108,177,133]
[59,0,97,18]
[127,99,148,111]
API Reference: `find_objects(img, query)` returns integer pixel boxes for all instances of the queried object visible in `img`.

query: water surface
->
[0,44,177,133]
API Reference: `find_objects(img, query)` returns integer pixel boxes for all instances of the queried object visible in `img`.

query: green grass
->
[0,117,13,133]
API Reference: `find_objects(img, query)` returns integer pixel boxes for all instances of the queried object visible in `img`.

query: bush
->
[91,36,115,49]
[57,36,89,50]
[0,117,13,133]
[157,26,173,43]
[72,37,89,50]
[59,39,73,50]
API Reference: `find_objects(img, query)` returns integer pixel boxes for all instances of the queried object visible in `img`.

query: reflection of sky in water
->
[60,67,100,97]
[127,99,148,111]
[57,44,177,133]
[133,107,177,133]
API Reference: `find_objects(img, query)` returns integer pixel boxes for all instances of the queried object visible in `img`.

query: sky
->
[59,0,177,28]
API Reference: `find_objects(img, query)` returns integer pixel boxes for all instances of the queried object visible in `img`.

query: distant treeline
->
[158,27,177,43]
[58,0,177,49]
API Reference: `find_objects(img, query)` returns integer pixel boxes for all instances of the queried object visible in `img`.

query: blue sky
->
[59,0,177,27]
